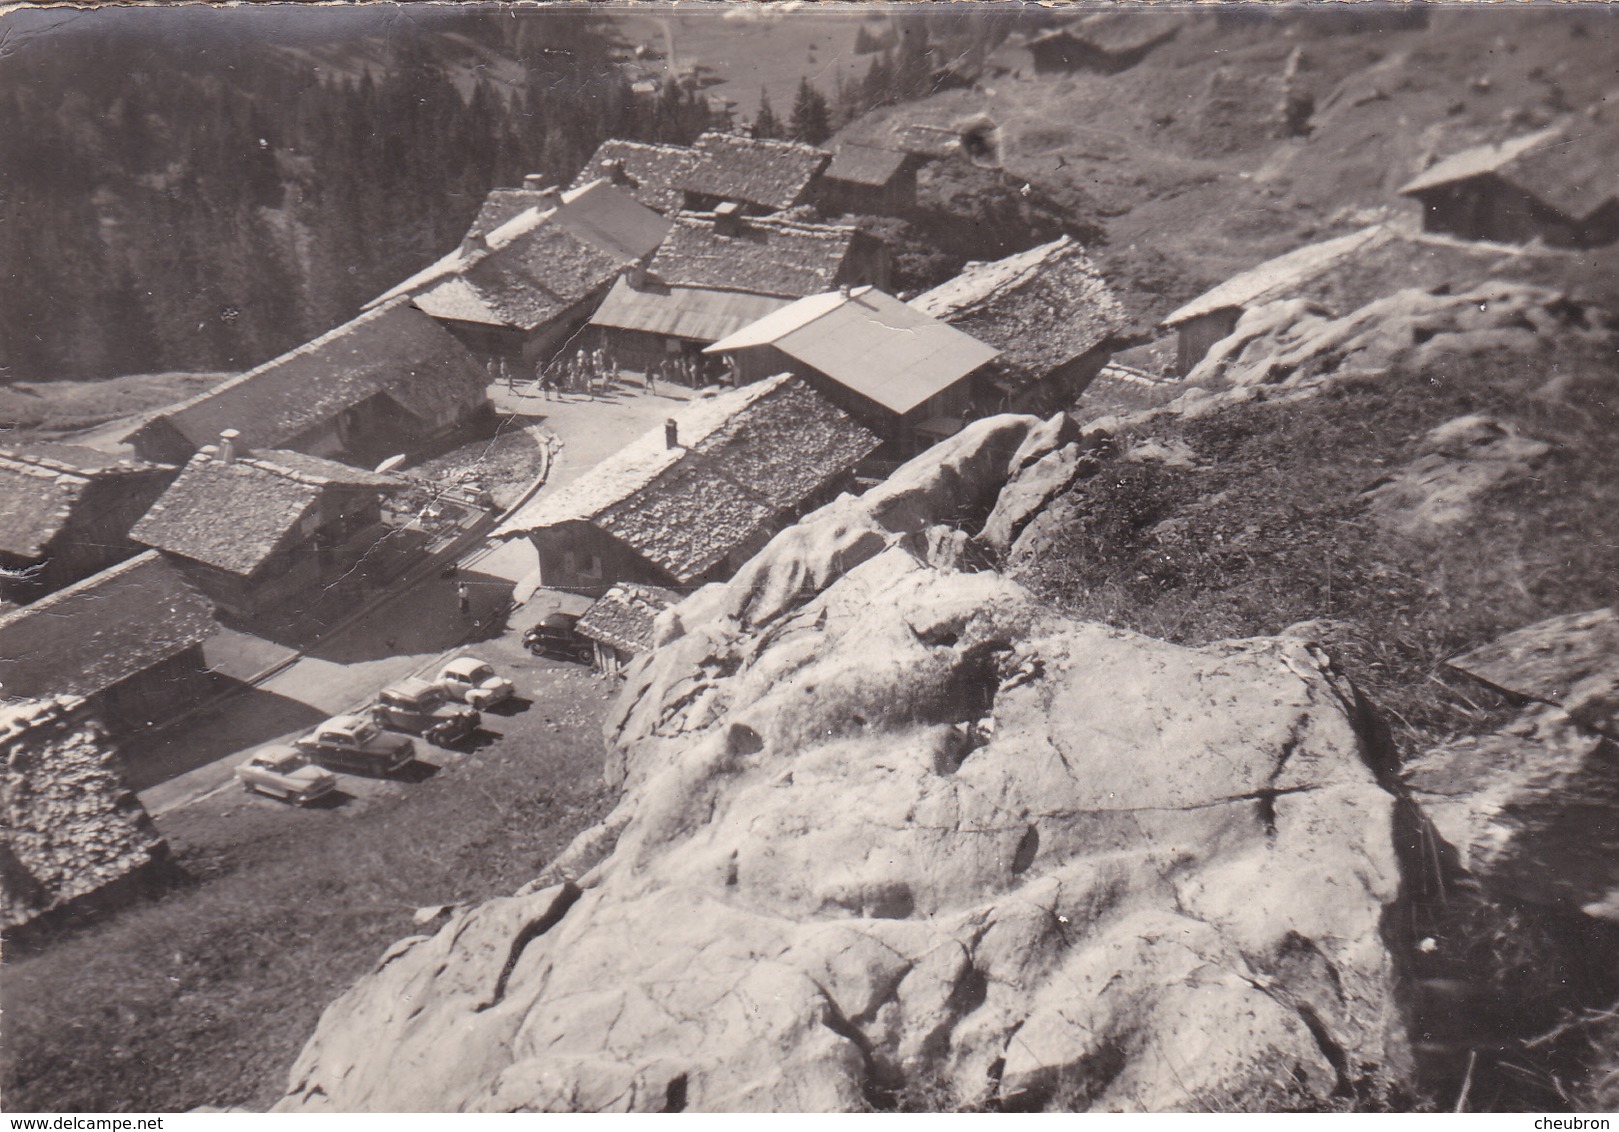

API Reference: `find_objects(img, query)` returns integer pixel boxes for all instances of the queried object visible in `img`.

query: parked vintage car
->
[294,714,415,776]
[436,656,515,709]
[236,745,339,805]
[371,677,480,745]
[523,612,593,664]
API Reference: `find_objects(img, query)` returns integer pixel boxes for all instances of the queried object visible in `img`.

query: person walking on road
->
[457,582,472,618]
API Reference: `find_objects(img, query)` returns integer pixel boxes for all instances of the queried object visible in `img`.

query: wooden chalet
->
[678,132,831,216]
[493,375,878,597]
[589,209,885,370]
[816,144,928,216]
[1398,121,1619,248]
[368,180,671,373]
[575,584,679,675]
[911,235,1137,415]
[706,287,1000,455]
[0,552,215,734]
[126,300,491,468]
[0,443,179,607]
[130,444,400,623]
[1161,226,1392,376]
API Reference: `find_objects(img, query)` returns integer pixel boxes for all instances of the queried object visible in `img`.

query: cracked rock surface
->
[275,418,1415,1113]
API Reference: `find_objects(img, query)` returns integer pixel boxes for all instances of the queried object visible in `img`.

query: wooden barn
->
[493,375,877,597]
[1398,121,1619,248]
[678,132,831,216]
[1161,225,1392,376]
[816,144,928,216]
[705,287,1000,455]
[126,300,492,469]
[367,179,671,374]
[575,584,679,676]
[0,552,215,735]
[131,444,399,624]
[911,235,1137,415]
[0,443,179,607]
[569,139,705,214]
[589,209,884,373]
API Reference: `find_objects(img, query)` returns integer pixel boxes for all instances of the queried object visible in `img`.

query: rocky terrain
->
[269,220,1619,1110]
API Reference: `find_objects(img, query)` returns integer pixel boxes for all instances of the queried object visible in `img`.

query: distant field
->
[608,6,884,118]
[0,372,232,439]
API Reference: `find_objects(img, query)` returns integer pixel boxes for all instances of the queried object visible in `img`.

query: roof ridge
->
[697,131,831,157]
[149,299,412,422]
[0,549,166,622]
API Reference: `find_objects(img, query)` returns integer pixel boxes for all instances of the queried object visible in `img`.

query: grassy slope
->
[0,372,232,439]
[2,668,616,1113]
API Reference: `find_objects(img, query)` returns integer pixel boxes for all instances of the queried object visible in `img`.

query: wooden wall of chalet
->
[529,520,678,599]
[96,645,214,734]
[1411,174,1619,248]
[1175,308,1243,377]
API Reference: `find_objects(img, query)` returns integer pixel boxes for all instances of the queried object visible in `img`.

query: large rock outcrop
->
[275,418,1418,1113]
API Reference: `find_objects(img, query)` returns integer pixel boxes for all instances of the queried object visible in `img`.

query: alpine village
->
[5,2,1619,1117]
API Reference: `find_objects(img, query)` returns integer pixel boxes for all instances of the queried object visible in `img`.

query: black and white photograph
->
[2,0,1618,1116]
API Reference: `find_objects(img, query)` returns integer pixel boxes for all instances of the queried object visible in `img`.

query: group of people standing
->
[491,344,734,401]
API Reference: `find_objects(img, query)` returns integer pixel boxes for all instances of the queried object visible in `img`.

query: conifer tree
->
[752,88,783,139]
[787,76,832,146]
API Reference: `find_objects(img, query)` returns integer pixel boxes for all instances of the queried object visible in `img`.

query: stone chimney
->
[713,200,744,237]
[536,186,562,211]
[218,429,242,466]
[522,173,548,190]
[665,419,680,450]
[837,283,852,298]
[461,228,488,257]
[601,158,630,186]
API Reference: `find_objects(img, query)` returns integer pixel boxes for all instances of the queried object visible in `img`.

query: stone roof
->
[1,696,168,931]
[1162,226,1394,327]
[576,584,679,654]
[497,375,877,583]
[126,300,489,457]
[649,213,860,298]
[824,144,915,188]
[679,132,831,212]
[707,287,1000,417]
[376,181,670,331]
[131,450,394,578]
[1398,120,1619,222]
[0,446,168,559]
[1029,11,1180,55]
[0,551,214,703]
[590,279,792,344]
[570,139,704,214]
[469,187,554,236]
[911,235,1132,381]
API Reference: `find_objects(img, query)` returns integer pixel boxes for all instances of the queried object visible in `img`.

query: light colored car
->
[436,656,515,709]
[294,714,416,777]
[236,745,338,805]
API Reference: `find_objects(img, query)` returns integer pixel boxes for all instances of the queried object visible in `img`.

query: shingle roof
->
[130,450,392,577]
[910,235,1131,380]
[679,132,831,212]
[1162,225,1395,327]
[374,181,670,331]
[497,375,878,582]
[649,213,859,297]
[824,144,913,188]
[127,300,488,456]
[570,139,704,214]
[470,188,554,236]
[575,584,679,654]
[1398,120,1618,222]
[1029,12,1179,55]
[0,461,86,560]
[590,278,792,344]
[706,287,1001,417]
[0,551,214,701]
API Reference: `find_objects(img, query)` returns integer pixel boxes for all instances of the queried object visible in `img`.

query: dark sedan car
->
[294,714,415,776]
[523,611,593,664]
